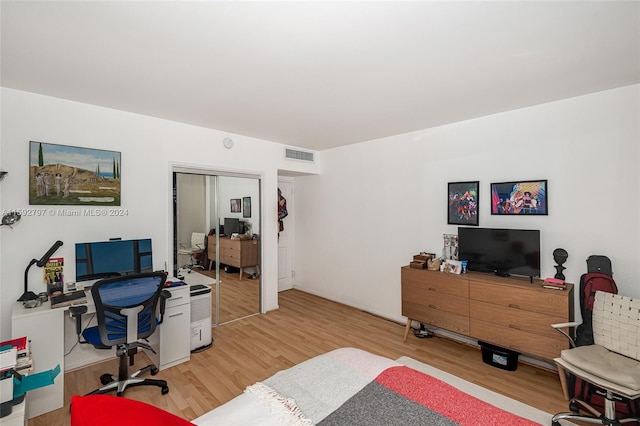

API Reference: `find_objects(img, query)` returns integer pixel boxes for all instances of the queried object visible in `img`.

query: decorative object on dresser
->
[553,248,568,280]
[442,233,458,260]
[409,253,434,269]
[401,267,574,362]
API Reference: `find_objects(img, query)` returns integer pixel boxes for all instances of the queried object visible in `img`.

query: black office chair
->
[70,272,171,396]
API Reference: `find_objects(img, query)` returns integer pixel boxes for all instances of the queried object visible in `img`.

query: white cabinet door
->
[159,302,190,370]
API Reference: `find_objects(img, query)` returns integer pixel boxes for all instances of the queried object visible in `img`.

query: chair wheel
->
[161,386,169,395]
[100,374,113,385]
[552,422,561,426]
[151,367,159,375]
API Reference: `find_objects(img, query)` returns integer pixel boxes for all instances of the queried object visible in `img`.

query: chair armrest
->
[69,305,89,341]
[158,290,172,324]
[551,321,580,348]
[551,321,580,329]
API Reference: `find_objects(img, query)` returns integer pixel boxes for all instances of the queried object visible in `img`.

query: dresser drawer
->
[470,300,566,340]
[402,284,469,317]
[470,281,569,317]
[401,268,469,298]
[470,319,569,360]
[403,301,469,336]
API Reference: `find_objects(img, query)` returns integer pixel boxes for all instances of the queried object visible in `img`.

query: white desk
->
[11,280,193,419]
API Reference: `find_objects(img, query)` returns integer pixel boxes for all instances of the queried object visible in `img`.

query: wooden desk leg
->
[239,268,243,281]
[403,319,412,342]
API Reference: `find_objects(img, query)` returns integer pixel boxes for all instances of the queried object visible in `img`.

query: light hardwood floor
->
[32,289,569,425]
[199,268,260,324]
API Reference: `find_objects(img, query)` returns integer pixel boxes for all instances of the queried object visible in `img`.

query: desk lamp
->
[18,240,63,302]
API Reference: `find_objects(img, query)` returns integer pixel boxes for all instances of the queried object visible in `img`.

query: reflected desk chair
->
[551,291,640,425]
[70,272,171,397]
[178,232,206,270]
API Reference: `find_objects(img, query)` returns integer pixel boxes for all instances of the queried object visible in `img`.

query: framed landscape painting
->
[490,179,548,215]
[447,181,479,226]
[29,141,121,206]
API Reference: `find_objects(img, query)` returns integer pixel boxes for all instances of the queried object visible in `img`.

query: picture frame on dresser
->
[447,181,479,226]
[490,179,548,215]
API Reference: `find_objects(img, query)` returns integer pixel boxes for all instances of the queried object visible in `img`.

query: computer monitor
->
[75,238,153,286]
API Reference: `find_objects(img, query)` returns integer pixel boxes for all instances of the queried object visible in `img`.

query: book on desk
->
[50,291,86,309]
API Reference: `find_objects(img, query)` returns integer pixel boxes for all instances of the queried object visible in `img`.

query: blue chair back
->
[91,272,167,347]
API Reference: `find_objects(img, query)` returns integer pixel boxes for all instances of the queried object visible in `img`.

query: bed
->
[193,347,556,425]
[71,347,561,425]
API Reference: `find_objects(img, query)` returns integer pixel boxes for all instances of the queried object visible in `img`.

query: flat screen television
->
[458,227,540,278]
[75,238,153,286]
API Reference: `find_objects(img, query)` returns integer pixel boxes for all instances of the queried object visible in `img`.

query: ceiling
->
[1,1,638,151]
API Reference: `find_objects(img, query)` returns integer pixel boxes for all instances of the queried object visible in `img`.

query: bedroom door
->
[278,179,293,291]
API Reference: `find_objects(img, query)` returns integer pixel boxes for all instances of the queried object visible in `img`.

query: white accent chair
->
[551,291,640,425]
[178,232,206,270]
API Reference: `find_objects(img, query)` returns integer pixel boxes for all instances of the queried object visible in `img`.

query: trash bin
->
[479,341,519,371]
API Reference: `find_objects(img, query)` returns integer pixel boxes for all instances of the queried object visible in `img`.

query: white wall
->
[218,176,261,236]
[0,88,320,340]
[293,85,640,323]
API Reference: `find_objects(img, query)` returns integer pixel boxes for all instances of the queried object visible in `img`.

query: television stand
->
[400,267,574,361]
[494,271,511,277]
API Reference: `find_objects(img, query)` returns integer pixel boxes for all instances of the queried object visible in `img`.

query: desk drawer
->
[165,286,189,308]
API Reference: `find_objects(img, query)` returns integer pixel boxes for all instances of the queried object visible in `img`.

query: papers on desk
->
[51,291,86,309]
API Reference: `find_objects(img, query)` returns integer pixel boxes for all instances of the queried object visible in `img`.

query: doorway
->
[173,168,261,326]
[278,178,294,291]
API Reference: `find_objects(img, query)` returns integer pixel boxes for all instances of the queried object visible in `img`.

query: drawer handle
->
[509,324,520,330]
[171,296,184,301]
[428,304,437,309]
[508,304,520,309]
[168,312,184,318]
[428,287,437,292]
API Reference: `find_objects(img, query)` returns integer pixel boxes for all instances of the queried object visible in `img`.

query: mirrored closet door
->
[174,170,261,326]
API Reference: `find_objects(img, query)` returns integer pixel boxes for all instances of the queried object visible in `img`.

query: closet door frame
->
[170,163,263,325]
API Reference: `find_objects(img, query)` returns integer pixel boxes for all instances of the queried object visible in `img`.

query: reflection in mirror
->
[174,172,260,326]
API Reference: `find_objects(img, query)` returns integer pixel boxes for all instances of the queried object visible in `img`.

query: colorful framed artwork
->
[490,179,548,215]
[243,197,251,218]
[230,198,241,213]
[447,181,479,226]
[29,141,121,206]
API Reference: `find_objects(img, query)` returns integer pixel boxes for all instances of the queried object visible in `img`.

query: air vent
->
[285,148,315,162]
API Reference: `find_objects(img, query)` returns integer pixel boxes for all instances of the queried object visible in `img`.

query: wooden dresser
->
[208,236,260,280]
[401,266,574,361]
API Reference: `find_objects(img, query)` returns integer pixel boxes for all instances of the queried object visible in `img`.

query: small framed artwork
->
[230,198,241,213]
[242,197,251,218]
[447,181,479,226]
[29,141,121,206]
[444,259,463,274]
[490,179,548,215]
